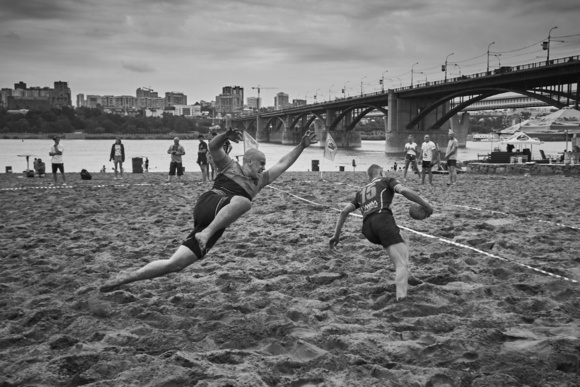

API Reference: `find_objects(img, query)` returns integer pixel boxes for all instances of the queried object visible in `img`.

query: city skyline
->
[1,0,579,106]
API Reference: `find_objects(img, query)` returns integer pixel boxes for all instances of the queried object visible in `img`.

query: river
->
[0,138,570,174]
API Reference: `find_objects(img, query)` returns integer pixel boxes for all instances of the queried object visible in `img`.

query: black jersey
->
[351,177,400,220]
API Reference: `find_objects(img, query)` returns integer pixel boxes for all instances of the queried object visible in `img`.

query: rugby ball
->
[409,203,429,220]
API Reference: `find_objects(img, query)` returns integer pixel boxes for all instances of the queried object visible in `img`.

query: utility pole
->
[443,53,454,82]
[251,85,277,134]
[487,42,495,73]
[546,26,558,64]
[411,62,418,87]
[381,69,388,92]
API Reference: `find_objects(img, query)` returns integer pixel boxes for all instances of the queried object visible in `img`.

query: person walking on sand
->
[419,134,437,185]
[207,132,218,181]
[403,135,420,180]
[167,137,185,183]
[197,135,210,183]
[445,130,459,186]
[49,136,66,185]
[329,164,433,301]
[100,128,317,293]
[109,137,125,180]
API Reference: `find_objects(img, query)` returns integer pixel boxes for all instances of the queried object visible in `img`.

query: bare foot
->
[99,274,130,293]
[195,231,209,255]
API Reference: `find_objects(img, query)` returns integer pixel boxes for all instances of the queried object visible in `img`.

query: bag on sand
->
[80,169,92,180]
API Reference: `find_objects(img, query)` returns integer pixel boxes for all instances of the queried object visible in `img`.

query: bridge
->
[230,55,580,153]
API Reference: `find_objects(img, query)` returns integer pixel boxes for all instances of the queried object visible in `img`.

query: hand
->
[301,130,317,148]
[329,236,340,250]
[226,127,243,143]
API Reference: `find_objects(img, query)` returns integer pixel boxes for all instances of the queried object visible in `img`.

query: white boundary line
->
[268,184,578,284]
[338,181,579,231]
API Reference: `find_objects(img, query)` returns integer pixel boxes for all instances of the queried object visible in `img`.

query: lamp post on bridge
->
[454,63,462,77]
[342,81,349,98]
[486,41,495,74]
[443,53,454,82]
[328,84,334,101]
[410,62,418,87]
[493,54,501,68]
[314,88,320,103]
[381,69,388,92]
[396,77,402,87]
[546,26,558,64]
[360,76,367,96]
[419,72,428,83]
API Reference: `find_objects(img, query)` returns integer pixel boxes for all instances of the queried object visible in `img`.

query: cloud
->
[4,31,20,40]
[122,62,155,73]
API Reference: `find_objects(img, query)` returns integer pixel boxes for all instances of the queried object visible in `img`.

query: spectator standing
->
[167,137,185,182]
[402,135,420,180]
[207,132,218,180]
[419,134,437,185]
[49,136,66,185]
[109,138,125,180]
[197,135,209,182]
[445,131,459,186]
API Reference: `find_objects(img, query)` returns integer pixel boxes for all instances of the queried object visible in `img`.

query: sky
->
[1,0,579,107]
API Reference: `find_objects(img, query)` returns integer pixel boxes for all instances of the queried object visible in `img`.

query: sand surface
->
[1,170,579,386]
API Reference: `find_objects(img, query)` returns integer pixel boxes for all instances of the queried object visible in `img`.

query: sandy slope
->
[1,171,579,386]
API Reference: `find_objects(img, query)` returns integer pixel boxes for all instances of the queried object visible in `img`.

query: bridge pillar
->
[385,90,463,153]
[256,114,270,142]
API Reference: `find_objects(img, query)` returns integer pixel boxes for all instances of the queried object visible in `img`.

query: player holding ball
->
[329,164,433,301]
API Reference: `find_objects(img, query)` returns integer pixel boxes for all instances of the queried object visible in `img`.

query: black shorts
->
[447,159,457,167]
[422,160,432,169]
[361,212,404,248]
[52,163,64,174]
[169,162,183,176]
[182,191,232,258]
[405,154,417,161]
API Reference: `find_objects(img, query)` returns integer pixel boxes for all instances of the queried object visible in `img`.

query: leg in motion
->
[195,196,252,252]
[100,245,198,292]
[385,242,410,301]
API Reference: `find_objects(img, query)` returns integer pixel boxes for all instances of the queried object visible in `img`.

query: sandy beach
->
[1,170,579,386]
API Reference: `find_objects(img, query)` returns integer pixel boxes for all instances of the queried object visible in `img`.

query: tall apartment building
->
[246,96,261,110]
[0,81,72,110]
[292,99,307,107]
[274,92,290,110]
[215,86,244,114]
[165,92,187,106]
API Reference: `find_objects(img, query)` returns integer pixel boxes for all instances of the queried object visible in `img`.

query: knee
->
[231,197,252,213]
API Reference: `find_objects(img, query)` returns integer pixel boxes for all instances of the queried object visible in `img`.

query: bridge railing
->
[232,54,580,119]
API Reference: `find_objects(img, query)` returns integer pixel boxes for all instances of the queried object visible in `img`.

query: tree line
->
[0,107,218,135]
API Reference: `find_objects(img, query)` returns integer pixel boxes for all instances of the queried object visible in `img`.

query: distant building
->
[215,86,244,114]
[1,81,72,110]
[292,98,307,107]
[274,92,291,110]
[165,92,187,106]
[169,103,201,117]
[76,94,85,108]
[247,96,261,110]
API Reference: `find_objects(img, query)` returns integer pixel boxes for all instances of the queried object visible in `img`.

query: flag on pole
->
[243,131,259,152]
[323,132,338,161]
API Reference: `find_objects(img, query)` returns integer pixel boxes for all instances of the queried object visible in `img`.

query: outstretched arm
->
[267,130,317,182]
[329,203,356,249]
[210,128,242,168]
[396,185,434,217]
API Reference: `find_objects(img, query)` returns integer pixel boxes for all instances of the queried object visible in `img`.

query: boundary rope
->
[267,184,578,284]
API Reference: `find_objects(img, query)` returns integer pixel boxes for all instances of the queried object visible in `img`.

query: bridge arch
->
[406,87,571,130]
[329,104,388,131]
